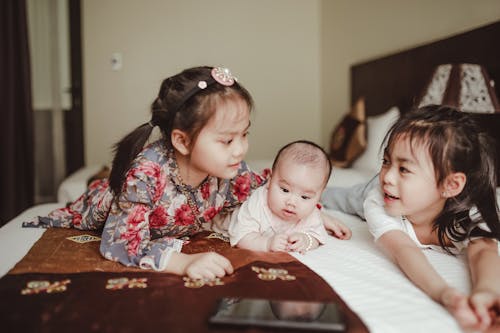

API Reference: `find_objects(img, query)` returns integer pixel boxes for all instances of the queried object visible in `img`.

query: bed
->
[2,21,500,333]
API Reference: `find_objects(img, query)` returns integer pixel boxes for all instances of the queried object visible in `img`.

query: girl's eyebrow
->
[219,121,251,135]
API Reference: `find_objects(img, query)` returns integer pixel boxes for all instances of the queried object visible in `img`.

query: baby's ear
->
[443,172,466,198]
[170,129,191,155]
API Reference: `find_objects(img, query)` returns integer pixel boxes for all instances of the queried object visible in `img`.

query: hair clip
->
[211,67,236,86]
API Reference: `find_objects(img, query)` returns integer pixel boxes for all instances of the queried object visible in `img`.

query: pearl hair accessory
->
[211,67,236,86]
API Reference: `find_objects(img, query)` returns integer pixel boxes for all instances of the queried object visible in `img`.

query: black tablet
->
[209,297,346,331]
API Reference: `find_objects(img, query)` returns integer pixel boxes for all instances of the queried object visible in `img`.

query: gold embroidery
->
[21,279,71,295]
[251,266,296,281]
[183,277,224,288]
[106,277,148,290]
[66,234,101,243]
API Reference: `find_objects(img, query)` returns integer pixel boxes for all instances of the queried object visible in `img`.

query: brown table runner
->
[1,229,368,333]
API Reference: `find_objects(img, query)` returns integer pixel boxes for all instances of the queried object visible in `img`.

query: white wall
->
[320,0,500,148]
[82,0,321,165]
[82,0,500,166]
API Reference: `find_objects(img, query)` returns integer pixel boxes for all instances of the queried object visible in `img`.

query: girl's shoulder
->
[135,140,171,165]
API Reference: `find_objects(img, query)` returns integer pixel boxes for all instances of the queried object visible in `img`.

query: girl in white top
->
[229,140,351,253]
[364,105,500,331]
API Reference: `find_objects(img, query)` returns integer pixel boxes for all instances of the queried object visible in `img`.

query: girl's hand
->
[469,290,500,331]
[321,212,352,239]
[268,234,289,252]
[181,252,233,280]
[441,287,480,330]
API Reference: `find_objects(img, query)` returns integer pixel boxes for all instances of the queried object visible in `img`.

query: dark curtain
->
[0,0,34,226]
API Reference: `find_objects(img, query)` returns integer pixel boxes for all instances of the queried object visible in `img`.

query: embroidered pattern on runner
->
[21,279,71,295]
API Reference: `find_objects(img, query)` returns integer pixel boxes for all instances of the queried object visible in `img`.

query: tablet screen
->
[209,298,345,331]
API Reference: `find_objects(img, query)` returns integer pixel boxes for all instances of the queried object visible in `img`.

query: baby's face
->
[267,161,325,223]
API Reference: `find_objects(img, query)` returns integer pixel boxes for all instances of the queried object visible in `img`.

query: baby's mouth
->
[384,192,400,200]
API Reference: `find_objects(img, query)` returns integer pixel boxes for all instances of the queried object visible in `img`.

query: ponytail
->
[109,123,154,194]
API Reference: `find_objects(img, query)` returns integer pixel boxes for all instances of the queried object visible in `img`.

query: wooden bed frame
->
[351,21,500,117]
[350,21,500,183]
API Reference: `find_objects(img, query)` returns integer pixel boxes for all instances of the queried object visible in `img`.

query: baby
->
[229,140,349,253]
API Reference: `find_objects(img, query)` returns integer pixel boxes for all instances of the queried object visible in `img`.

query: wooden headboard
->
[351,21,500,116]
[350,20,500,184]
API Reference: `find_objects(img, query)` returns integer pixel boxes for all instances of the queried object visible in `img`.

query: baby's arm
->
[236,232,288,252]
[321,211,352,239]
[466,238,500,331]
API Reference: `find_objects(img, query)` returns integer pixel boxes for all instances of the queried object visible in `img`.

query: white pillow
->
[351,106,400,173]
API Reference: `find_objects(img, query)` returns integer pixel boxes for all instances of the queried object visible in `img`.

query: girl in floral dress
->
[25,66,268,279]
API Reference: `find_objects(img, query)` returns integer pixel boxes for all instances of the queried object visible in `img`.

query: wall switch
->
[111,53,123,71]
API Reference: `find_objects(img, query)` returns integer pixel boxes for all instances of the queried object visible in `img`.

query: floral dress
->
[24,140,269,271]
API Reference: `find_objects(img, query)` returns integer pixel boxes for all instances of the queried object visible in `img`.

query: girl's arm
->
[467,238,500,330]
[321,211,352,239]
[167,252,233,280]
[377,230,451,300]
[378,230,482,328]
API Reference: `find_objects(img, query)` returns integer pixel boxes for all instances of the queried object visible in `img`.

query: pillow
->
[351,106,400,173]
[329,98,367,168]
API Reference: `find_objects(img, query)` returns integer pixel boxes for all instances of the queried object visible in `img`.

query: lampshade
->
[418,63,500,113]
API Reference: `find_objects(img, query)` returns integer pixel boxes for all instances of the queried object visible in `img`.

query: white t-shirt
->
[363,187,493,253]
[229,186,329,247]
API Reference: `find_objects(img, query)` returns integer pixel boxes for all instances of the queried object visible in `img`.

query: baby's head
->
[267,140,331,223]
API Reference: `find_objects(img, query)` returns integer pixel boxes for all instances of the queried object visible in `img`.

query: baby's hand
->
[441,287,480,330]
[469,290,500,331]
[268,234,289,252]
[287,232,310,254]
[321,212,352,239]
[184,252,233,280]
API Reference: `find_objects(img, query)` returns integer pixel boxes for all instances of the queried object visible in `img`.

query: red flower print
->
[149,206,169,228]
[203,206,221,222]
[126,161,166,202]
[121,205,149,256]
[174,204,195,226]
[258,168,271,185]
[201,182,210,200]
[72,213,82,227]
[126,205,149,227]
[122,226,143,256]
[233,174,251,201]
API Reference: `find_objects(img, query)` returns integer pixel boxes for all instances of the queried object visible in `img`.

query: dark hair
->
[109,66,254,194]
[383,105,500,251]
[272,140,332,186]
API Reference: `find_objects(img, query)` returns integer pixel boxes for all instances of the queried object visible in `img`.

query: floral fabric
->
[24,140,269,270]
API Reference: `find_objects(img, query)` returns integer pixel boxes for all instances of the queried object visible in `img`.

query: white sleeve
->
[228,187,266,246]
[305,209,329,244]
[363,187,404,240]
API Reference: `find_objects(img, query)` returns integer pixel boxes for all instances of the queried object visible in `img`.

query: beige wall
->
[320,0,500,148]
[83,0,500,165]
[83,0,321,165]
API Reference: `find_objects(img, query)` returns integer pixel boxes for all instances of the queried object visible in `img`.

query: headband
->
[171,66,237,114]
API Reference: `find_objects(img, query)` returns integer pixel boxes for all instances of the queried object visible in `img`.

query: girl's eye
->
[220,139,233,145]
[301,195,311,200]
[381,158,390,166]
[399,166,409,174]
[280,187,289,193]
[243,131,250,138]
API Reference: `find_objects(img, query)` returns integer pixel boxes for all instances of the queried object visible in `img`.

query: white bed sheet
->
[292,210,468,333]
